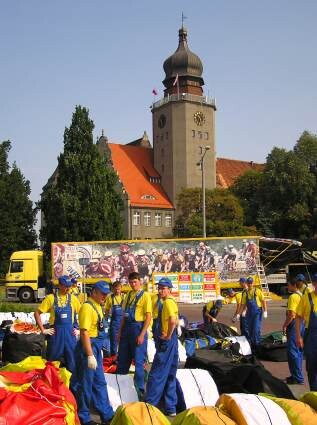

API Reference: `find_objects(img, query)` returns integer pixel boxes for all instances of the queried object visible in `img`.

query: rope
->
[115,374,123,405]
[190,369,206,407]
[255,395,273,425]
[215,407,230,425]
[30,382,66,411]
[144,402,154,425]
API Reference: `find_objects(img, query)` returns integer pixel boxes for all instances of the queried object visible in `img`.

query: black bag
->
[204,322,239,339]
[2,329,45,363]
[186,348,294,399]
[256,331,288,362]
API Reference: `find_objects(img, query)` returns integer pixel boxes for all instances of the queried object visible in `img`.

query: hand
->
[87,355,97,370]
[282,326,287,335]
[296,336,304,349]
[236,314,240,321]
[211,317,217,323]
[136,334,145,345]
[73,328,80,337]
[263,311,268,319]
[43,328,55,336]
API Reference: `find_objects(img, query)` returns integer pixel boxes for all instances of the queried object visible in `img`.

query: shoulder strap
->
[54,293,58,306]
[134,290,144,305]
[85,300,103,321]
[308,292,314,311]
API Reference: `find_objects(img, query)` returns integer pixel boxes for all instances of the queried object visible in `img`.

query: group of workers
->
[34,272,179,425]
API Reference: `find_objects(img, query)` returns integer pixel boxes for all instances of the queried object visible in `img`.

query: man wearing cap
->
[104,281,124,355]
[296,273,317,390]
[117,271,152,395]
[202,296,223,325]
[237,277,267,350]
[71,280,114,425]
[34,275,81,373]
[232,277,249,338]
[282,280,304,385]
[145,277,179,417]
[295,273,311,295]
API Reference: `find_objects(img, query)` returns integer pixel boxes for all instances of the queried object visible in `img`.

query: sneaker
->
[166,412,176,417]
[286,377,304,385]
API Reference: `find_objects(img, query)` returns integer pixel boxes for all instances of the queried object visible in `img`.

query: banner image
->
[51,237,260,287]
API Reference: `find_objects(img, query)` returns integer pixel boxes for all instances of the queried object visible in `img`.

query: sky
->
[1,0,317,204]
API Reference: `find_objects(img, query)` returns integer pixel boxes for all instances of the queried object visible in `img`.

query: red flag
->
[173,74,179,86]
[152,88,158,96]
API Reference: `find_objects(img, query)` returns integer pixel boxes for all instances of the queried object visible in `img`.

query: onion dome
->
[163,27,204,91]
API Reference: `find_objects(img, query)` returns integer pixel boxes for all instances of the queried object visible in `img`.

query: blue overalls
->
[46,294,76,373]
[304,293,317,390]
[145,298,179,415]
[286,293,304,383]
[245,289,262,350]
[71,301,114,425]
[153,297,163,348]
[109,294,123,355]
[240,290,249,339]
[117,290,148,392]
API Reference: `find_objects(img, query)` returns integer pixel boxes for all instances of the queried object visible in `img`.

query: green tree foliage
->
[174,187,256,237]
[0,141,37,275]
[40,106,123,253]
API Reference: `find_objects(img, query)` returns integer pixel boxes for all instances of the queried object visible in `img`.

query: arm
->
[162,316,177,340]
[137,312,151,345]
[204,309,217,322]
[295,315,304,349]
[282,310,296,333]
[34,309,45,333]
[80,329,93,356]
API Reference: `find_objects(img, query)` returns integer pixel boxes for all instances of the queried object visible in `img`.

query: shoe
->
[286,377,304,385]
[83,421,100,425]
[166,412,176,417]
[100,422,111,425]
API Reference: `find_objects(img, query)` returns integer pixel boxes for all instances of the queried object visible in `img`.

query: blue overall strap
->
[125,290,144,310]
[112,294,123,306]
[85,300,104,324]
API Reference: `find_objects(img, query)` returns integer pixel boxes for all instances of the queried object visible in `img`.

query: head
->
[157,277,173,300]
[227,288,235,298]
[239,277,247,289]
[228,244,234,250]
[312,273,317,293]
[128,272,141,291]
[295,273,306,289]
[120,244,130,257]
[287,280,297,293]
[104,251,112,259]
[58,275,72,294]
[91,280,111,305]
[112,280,122,295]
[246,277,254,288]
[138,249,146,257]
[215,295,223,309]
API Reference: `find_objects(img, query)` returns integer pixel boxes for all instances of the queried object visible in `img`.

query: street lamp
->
[197,145,210,238]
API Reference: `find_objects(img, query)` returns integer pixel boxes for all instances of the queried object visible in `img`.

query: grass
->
[0,285,35,312]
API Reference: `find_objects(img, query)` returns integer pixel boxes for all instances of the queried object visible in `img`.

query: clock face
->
[158,114,166,129]
[194,111,205,126]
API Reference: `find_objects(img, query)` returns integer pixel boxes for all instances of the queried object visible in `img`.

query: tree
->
[0,141,37,275]
[40,106,124,253]
[174,187,256,237]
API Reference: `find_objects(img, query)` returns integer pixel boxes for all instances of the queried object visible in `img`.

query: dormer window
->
[141,194,156,200]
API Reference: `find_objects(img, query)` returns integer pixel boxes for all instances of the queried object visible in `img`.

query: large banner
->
[52,237,260,287]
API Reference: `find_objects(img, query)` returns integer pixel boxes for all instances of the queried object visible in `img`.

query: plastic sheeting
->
[105,373,139,411]
[173,406,237,425]
[224,336,252,356]
[0,312,50,326]
[147,339,187,363]
[217,393,291,425]
[111,401,170,425]
[176,369,219,408]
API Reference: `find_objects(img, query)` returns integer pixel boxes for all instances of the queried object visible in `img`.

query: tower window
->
[133,211,141,226]
[204,132,209,140]
[192,130,195,137]
[144,212,151,227]
[165,213,172,227]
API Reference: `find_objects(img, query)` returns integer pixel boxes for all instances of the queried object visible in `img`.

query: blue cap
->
[94,280,111,295]
[227,288,234,295]
[295,274,305,282]
[239,277,246,283]
[215,300,223,308]
[246,277,254,284]
[312,273,317,282]
[157,277,173,289]
[58,275,72,287]
[71,278,77,284]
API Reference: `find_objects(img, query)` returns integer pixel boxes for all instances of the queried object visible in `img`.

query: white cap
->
[104,251,112,257]
[138,249,146,256]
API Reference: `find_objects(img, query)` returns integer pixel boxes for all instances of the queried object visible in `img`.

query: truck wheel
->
[18,287,34,303]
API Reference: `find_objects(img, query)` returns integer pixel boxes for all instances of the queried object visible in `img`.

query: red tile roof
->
[216,157,264,188]
[108,143,173,209]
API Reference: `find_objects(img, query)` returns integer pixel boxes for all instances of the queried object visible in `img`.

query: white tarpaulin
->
[105,373,139,411]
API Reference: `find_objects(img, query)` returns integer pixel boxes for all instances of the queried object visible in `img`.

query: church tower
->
[152,27,216,207]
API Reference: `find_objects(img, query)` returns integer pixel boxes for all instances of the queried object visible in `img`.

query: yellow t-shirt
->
[235,292,243,304]
[151,294,163,320]
[79,298,104,338]
[287,292,302,313]
[104,294,124,313]
[241,288,264,308]
[299,285,312,295]
[123,290,152,322]
[38,293,81,325]
[205,300,217,312]
[69,286,80,296]
[296,291,317,328]
[161,297,178,336]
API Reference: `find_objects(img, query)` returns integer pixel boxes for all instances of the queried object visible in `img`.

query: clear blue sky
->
[1,0,317,203]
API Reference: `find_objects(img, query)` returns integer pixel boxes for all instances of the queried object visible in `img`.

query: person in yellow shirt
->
[104,281,124,355]
[237,277,267,350]
[145,277,179,418]
[295,273,311,295]
[71,280,114,425]
[232,277,249,339]
[282,280,304,385]
[34,275,81,373]
[202,297,223,325]
[151,292,163,346]
[296,273,317,391]
[117,272,152,394]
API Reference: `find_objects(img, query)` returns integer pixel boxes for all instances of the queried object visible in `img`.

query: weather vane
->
[181,12,188,28]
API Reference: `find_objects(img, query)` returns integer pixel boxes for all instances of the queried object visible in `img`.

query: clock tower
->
[152,27,216,207]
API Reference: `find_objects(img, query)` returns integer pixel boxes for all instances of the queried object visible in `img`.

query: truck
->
[4,236,263,303]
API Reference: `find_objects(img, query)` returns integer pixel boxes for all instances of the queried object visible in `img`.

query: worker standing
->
[34,275,81,373]
[296,273,317,390]
[232,277,249,339]
[237,277,267,351]
[71,280,114,425]
[145,277,179,418]
[202,296,223,325]
[117,272,152,395]
[104,281,124,355]
[295,274,311,295]
[282,280,304,385]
